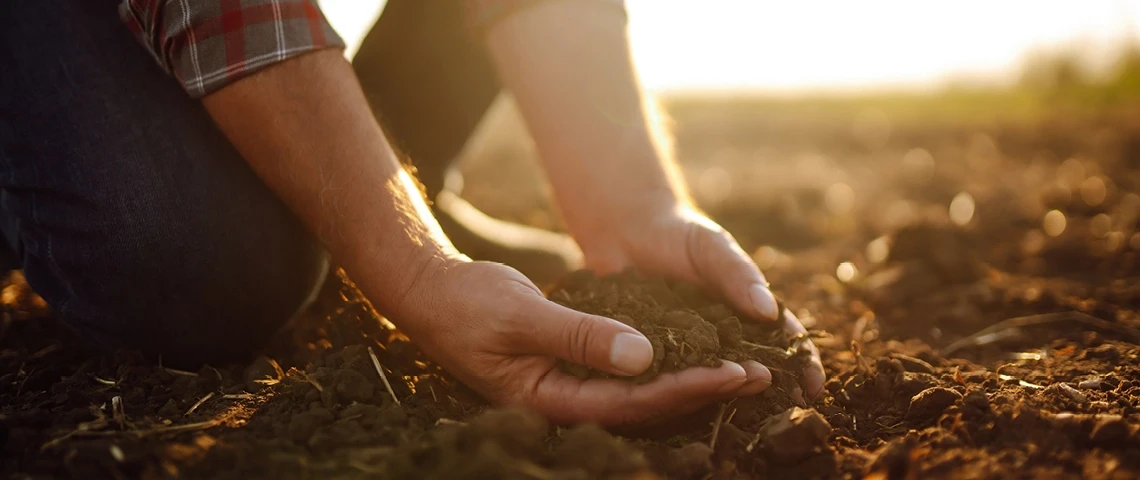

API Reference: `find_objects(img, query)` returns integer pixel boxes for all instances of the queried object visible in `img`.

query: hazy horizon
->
[320,0,1140,94]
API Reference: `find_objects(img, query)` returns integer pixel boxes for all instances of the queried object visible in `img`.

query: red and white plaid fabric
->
[120,0,345,98]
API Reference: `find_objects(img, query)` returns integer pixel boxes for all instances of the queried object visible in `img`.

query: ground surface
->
[4,97,1140,479]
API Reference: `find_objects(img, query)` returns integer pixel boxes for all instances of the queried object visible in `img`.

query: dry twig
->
[221,393,253,400]
[162,367,199,377]
[298,370,324,393]
[709,403,728,450]
[185,392,215,416]
[942,311,1140,355]
[93,376,117,386]
[42,417,225,451]
[368,346,401,405]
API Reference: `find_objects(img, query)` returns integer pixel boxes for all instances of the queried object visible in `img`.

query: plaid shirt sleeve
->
[119,0,345,98]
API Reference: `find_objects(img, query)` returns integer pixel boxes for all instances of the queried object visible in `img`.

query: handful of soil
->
[548,270,810,384]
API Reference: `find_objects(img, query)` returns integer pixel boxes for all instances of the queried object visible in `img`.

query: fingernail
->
[717,361,748,393]
[749,283,779,320]
[742,361,773,386]
[610,332,653,375]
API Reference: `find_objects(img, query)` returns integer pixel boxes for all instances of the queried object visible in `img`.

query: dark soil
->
[5,102,1140,479]
[548,270,808,386]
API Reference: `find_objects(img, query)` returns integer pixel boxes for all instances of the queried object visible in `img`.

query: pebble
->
[905,387,962,421]
[895,372,940,399]
[330,369,375,404]
[1089,415,1130,445]
[715,317,744,348]
[243,355,283,392]
[1045,383,1088,404]
[682,321,721,352]
[758,407,833,460]
[1078,377,1102,390]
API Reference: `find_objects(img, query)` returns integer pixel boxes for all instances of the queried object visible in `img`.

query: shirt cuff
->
[120,0,346,98]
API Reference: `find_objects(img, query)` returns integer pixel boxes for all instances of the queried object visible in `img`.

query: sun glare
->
[321,0,1140,93]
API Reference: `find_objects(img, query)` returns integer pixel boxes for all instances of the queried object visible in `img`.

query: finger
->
[736,360,774,397]
[510,295,654,376]
[687,224,779,321]
[783,309,826,400]
[530,361,749,426]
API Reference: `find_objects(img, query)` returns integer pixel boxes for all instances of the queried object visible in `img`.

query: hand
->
[574,203,827,401]
[385,256,770,425]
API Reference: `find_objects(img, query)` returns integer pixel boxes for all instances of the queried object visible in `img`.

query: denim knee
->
[15,185,329,367]
[0,0,330,366]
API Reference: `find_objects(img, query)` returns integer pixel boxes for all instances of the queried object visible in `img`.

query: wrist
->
[352,237,468,325]
[334,170,470,322]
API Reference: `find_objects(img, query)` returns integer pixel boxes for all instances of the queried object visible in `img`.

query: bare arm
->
[199,48,755,424]
[484,2,826,399]
[484,1,685,247]
[201,49,456,311]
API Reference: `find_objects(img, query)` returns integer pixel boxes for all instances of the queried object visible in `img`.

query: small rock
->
[715,317,744,348]
[1089,415,1129,445]
[243,355,283,392]
[866,436,918,478]
[961,390,990,413]
[905,387,962,422]
[889,353,935,374]
[331,369,374,404]
[1084,344,1120,362]
[682,320,721,352]
[1045,383,1088,404]
[1078,377,1102,390]
[895,372,940,399]
[758,407,833,461]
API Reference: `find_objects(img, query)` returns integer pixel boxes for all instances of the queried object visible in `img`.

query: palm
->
[389,261,761,425]
[575,206,827,400]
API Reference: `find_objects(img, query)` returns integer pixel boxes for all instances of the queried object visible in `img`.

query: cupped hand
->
[574,203,827,401]
[387,257,771,425]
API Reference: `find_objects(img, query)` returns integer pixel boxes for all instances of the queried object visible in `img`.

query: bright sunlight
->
[321,0,1140,93]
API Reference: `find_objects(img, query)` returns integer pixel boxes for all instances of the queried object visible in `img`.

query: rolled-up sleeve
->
[119,0,345,98]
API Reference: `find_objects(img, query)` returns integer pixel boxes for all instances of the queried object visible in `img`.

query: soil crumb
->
[549,270,809,386]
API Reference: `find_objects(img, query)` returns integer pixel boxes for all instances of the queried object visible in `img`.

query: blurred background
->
[319,1,1140,309]
[323,0,1140,93]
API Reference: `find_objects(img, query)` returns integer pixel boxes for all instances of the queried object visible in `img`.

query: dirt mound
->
[548,270,808,387]
[6,105,1140,479]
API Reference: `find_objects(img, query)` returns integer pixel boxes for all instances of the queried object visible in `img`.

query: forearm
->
[484,2,691,243]
[201,49,459,312]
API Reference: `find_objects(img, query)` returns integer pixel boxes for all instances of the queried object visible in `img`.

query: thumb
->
[517,297,654,376]
[689,226,780,322]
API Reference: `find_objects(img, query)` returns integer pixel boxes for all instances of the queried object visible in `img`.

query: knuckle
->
[562,315,597,365]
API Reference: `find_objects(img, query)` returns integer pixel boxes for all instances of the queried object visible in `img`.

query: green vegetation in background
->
[663,41,1140,125]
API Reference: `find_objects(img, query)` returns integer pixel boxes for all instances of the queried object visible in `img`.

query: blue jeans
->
[0,0,499,366]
